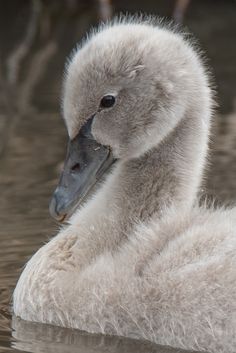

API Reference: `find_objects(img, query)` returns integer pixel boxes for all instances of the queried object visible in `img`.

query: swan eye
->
[100,95,116,108]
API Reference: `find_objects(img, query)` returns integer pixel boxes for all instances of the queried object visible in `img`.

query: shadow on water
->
[0,0,235,352]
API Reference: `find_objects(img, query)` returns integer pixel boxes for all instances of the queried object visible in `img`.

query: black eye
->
[100,95,116,108]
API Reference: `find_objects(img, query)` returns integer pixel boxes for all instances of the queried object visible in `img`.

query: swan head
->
[50,18,210,221]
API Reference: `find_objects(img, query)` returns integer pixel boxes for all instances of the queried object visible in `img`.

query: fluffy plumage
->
[13,16,236,353]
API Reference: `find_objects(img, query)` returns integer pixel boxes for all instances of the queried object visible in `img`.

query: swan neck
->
[114,110,210,225]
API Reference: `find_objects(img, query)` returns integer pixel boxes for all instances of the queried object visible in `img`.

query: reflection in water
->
[11,316,199,353]
[0,1,235,353]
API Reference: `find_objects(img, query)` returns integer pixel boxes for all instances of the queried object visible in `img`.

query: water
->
[0,1,235,352]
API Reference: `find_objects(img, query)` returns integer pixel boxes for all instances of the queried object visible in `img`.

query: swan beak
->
[49,117,116,222]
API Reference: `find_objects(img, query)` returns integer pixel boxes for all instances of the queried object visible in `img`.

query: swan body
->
[14,17,236,353]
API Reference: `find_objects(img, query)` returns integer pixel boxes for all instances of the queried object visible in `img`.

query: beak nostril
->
[71,163,80,172]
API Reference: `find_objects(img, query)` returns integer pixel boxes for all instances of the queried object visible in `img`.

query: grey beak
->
[49,117,116,222]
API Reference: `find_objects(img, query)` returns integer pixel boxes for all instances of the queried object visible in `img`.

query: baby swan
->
[14,17,236,353]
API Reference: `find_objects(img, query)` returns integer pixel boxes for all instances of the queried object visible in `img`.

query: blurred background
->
[0,1,235,352]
